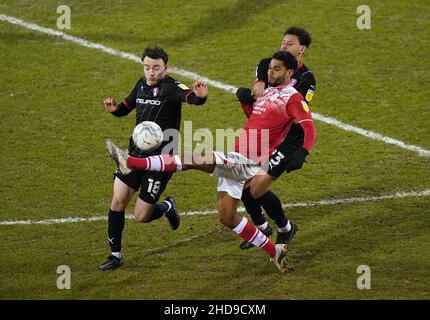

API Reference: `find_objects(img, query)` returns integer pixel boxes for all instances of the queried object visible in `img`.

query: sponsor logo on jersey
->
[301,101,310,112]
[137,98,161,105]
[177,82,190,90]
[305,89,314,102]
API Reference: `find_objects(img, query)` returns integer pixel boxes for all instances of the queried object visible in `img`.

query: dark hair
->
[272,51,298,72]
[141,45,169,64]
[284,26,312,47]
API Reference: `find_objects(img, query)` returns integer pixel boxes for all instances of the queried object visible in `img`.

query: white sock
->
[256,221,268,231]
[278,220,291,233]
[111,252,122,259]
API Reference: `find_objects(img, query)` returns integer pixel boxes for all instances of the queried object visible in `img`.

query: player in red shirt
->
[237,26,316,250]
[104,51,316,272]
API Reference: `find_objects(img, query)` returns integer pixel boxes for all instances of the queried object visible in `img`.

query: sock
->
[257,190,288,228]
[111,252,122,259]
[108,209,125,253]
[241,188,267,226]
[147,201,171,222]
[256,221,268,231]
[127,155,182,172]
[278,220,291,233]
[233,217,276,258]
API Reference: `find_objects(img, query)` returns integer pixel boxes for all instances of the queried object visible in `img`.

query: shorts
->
[114,169,173,204]
[267,127,304,179]
[212,152,260,199]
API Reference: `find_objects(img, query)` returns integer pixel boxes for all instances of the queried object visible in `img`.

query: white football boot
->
[270,244,289,273]
[105,139,131,175]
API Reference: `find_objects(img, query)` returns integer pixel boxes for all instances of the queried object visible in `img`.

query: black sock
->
[108,209,125,252]
[256,190,288,228]
[147,201,169,222]
[241,188,267,226]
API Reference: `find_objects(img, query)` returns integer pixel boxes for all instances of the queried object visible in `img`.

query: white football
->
[132,121,163,151]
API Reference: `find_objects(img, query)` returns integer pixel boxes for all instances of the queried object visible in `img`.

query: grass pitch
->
[0,0,429,299]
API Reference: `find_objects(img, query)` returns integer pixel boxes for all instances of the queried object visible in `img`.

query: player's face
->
[280,34,306,61]
[268,59,293,87]
[143,57,168,86]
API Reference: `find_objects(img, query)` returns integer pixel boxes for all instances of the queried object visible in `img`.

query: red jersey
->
[234,84,313,162]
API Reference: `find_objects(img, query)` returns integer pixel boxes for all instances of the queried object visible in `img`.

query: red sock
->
[127,155,179,172]
[234,217,276,258]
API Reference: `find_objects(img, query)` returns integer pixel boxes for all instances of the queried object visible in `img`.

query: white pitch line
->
[1,189,428,226]
[1,14,429,157]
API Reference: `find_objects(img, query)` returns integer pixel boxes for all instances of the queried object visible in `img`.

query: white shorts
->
[212,152,261,199]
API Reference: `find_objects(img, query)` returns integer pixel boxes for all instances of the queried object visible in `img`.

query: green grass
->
[0,0,429,299]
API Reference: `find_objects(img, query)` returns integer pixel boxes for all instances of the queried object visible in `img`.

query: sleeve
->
[111,81,138,117]
[295,71,316,104]
[286,93,317,151]
[240,102,253,118]
[166,81,207,106]
[255,58,270,84]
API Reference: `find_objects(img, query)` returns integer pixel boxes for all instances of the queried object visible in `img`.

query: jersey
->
[234,84,313,163]
[256,57,316,142]
[112,75,206,158]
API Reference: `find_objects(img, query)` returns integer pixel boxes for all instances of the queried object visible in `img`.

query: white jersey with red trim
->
[233,84,312,163]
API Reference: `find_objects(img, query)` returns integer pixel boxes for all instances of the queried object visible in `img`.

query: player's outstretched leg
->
[105,139,131,175]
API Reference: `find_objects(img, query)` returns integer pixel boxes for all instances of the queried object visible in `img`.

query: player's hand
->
[236,87,254,105]
[103,97,118,113]
[286,147,309,173]
[193,80,208,98]
[252,81,265,98]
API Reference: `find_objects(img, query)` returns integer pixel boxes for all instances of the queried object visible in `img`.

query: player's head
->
[141,45,169,86]
[280,26,312,62]
[268,51,297,87]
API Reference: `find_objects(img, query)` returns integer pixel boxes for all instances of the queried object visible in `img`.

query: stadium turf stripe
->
[1,14,429,157]
[1,189,428,226]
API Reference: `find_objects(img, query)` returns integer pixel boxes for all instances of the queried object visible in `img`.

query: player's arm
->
[103,81,138,117]
[236,87,254,118]
[284,94,317,172]
[169,80,208,105]
[295,71,316,104]
[252,58,269,98]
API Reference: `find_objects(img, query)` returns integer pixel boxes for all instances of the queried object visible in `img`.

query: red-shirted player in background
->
[104,51,316,273]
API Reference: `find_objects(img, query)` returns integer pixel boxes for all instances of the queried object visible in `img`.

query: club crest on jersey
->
[152,87,159,97]
[301,101,310,112]
[289,78,297,86]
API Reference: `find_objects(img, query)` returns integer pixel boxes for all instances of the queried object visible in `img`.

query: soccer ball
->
[132,121,163,151]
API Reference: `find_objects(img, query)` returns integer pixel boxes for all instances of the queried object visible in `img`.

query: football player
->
[104,51,317,273]
[99,46,208,271]
[238,26,316,250]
